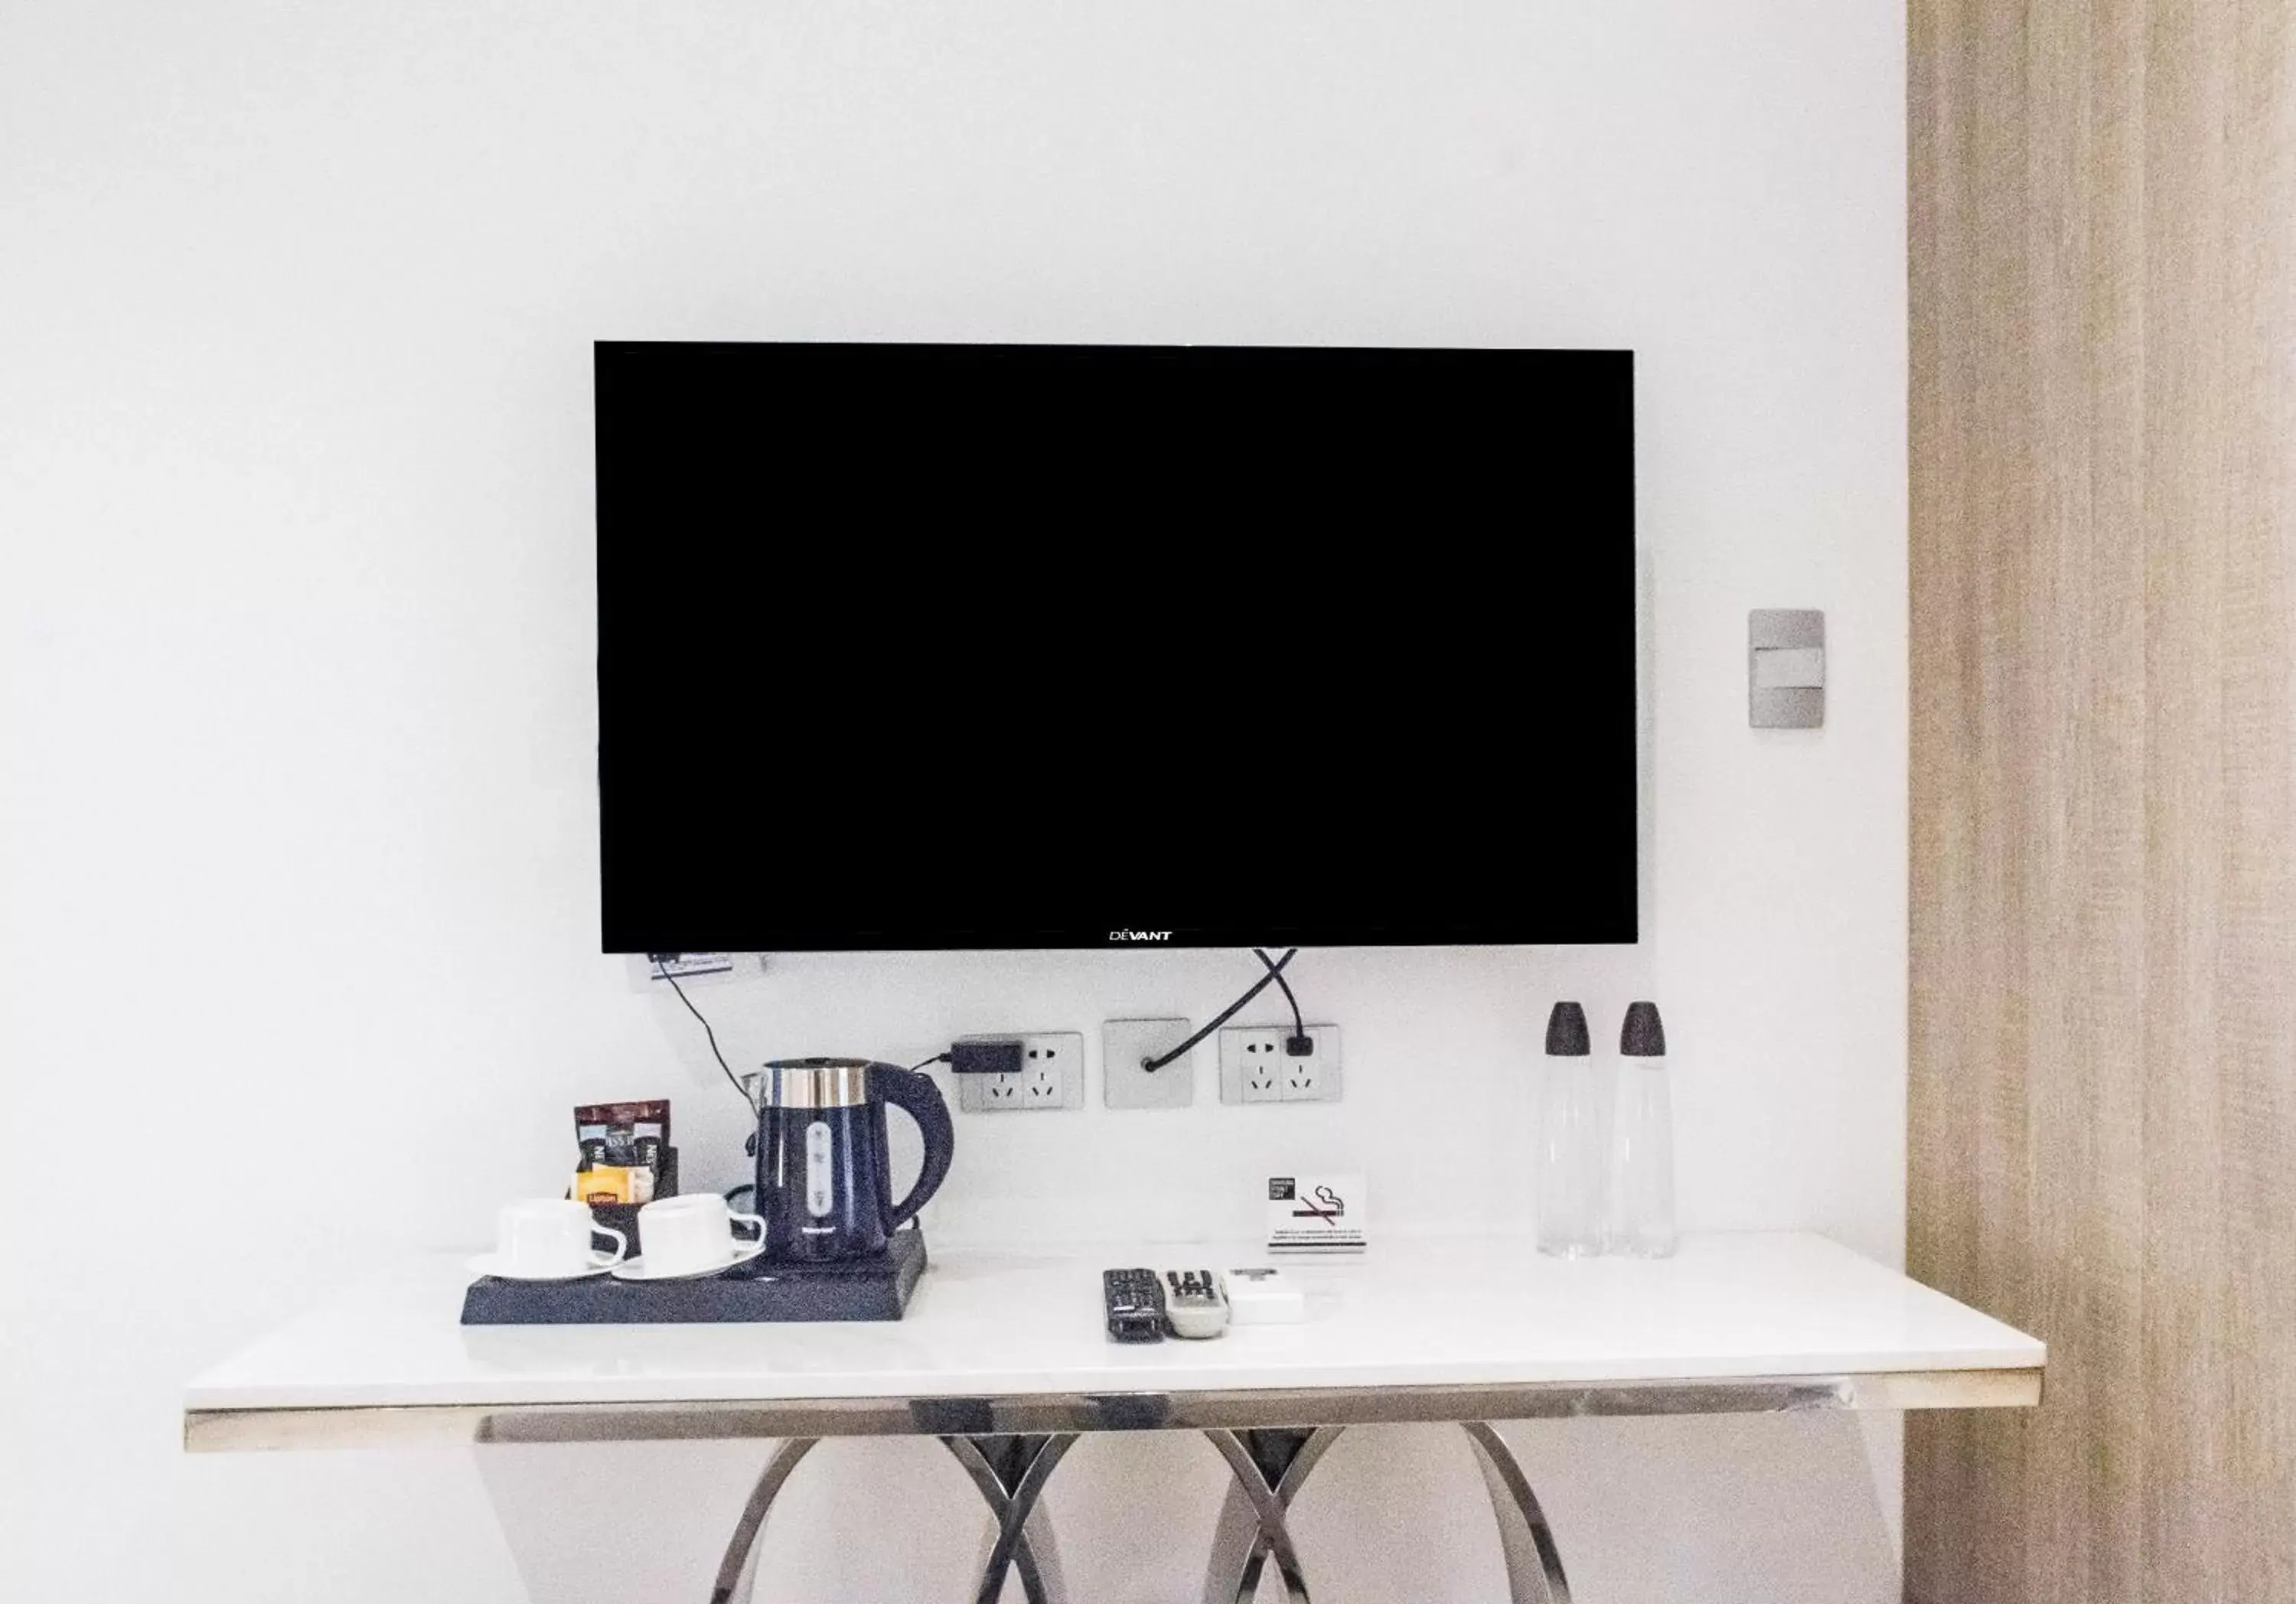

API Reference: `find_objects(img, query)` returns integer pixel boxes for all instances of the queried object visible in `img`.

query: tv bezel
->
[595,340,1639,954]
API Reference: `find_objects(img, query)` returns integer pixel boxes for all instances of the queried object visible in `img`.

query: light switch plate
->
[1750,609,1825,728]
[1102,1018,1196,1109]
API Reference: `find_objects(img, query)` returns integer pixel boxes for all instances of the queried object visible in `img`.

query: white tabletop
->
[184,1232,2041,1448]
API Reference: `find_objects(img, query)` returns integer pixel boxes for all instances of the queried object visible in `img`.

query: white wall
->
[0,3,1906,1600]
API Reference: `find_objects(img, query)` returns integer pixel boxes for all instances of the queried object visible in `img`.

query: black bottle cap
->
[1544,1002,1590,1056]
[1621,1001,1666,1058]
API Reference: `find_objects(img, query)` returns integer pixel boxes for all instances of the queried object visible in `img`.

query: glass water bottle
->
[1609,1001,1678,1257]
[1537,1001,1611,1257]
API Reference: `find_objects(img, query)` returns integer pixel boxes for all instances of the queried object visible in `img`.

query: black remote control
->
[1104,1267,1165,1343]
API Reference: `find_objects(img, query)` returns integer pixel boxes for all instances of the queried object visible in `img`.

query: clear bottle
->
[1536,1001,1612,1257]
[1609,1001,1678,1257]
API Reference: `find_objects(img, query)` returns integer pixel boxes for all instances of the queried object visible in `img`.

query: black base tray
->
[461,1227,928,1325]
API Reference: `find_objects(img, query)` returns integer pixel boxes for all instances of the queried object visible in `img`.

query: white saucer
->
[467,1252,618,1283]
[609,1239,768,1282]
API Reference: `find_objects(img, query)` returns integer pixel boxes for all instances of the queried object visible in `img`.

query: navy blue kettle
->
[742,1058,954,1262]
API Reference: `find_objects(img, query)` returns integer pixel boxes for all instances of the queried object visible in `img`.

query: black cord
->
[658,956,941,1098]
[1255,947,1306,1041]
[656,961,753,1107]
[1140,948,1300,1072]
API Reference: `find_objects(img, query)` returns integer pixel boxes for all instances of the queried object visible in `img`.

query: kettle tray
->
[460,1227,928,1325]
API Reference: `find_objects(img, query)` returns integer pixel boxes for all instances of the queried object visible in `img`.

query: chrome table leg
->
[1461,1423,1571,1604]
[709,1437,817,1604]
[944,1434,1072,1604]
[710,1434,1073,1604]
[1201,1426,1342,1604]
[709,1424,1564,1604]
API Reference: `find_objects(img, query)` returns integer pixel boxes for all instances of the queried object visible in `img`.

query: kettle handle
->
[872,1064,956,1230]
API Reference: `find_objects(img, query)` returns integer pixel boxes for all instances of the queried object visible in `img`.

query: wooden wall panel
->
[1907,2,2296,1601]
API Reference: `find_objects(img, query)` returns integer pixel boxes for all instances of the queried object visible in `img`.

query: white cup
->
[495,1198,627,1277]
[637,1192,765,1275]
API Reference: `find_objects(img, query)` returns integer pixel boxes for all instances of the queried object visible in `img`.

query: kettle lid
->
[745,1058,879,1109]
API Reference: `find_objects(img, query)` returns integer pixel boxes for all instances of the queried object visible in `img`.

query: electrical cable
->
[1140,947,1299,1072]
[654,960,753,1107]
[658,953,1296,1088]
[657,956,947,1100]
[1255,947,1306,1042]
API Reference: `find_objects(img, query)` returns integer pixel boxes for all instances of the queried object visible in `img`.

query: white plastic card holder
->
[1265,1172,1367,1254]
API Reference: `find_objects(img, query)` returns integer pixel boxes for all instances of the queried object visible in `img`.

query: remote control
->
[1162,1268,1230,1339]
[1104,1267,1165,1343]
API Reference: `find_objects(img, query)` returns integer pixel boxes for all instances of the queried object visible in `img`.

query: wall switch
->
[1102,1019,1196,1110]
[1750,609,1825,728]
[954,1032,1084,1113]
[1220,1025,1342,1104]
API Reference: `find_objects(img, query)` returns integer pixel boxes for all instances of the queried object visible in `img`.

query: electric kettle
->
[741,1059,955,1263]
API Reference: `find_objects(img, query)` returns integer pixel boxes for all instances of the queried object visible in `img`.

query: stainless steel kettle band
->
[746,1058,873,1110]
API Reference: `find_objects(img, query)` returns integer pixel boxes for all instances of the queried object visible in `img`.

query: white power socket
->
[1219,1024,1342,1104]
[954,1032,1085,1113]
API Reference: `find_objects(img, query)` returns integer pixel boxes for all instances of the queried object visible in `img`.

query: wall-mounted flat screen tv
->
[596,341,1636,952]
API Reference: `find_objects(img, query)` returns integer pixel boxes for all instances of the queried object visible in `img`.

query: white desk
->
[184,1232,2043,1604]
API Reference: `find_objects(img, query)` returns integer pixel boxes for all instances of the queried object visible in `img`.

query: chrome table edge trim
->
[182,1366,2043,1452]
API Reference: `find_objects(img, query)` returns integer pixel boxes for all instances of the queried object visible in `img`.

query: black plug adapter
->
[1285,1034,1316,1058]
[949,1038,1026,1077]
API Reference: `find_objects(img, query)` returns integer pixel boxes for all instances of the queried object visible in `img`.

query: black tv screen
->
[596,341,1635,952]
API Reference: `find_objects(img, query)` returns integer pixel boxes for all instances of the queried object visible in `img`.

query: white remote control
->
[1160,1269,1229,1339]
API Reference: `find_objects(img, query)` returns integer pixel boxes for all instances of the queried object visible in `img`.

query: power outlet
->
[1219,1024,1342,1104]
[954,1032,1084,1113]
[1235,1035,1284,1102]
